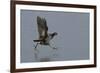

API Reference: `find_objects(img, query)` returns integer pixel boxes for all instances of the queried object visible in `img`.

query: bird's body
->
[40,33,57,45]
[33,16,58,49]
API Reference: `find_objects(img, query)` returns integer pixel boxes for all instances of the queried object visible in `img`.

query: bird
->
[33,16,58,50]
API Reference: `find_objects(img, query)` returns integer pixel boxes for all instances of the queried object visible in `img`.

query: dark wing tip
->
[37,16,40,19]
[36,16,48,37]
[37,16,41,22]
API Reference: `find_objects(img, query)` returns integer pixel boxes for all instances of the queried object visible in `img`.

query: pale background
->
[21,10,89,62]
[0,0,100,73]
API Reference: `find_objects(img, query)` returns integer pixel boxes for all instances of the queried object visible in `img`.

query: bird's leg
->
[48,44,58,58]
[34,43,39,52]
[34,43,39,61]
[34,43,38,50]
[48,44,57,50]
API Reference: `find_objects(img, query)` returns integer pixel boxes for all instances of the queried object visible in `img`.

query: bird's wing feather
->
[37,16,48,39]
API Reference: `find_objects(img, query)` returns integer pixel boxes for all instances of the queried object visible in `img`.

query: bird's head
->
[49,32,58,40]
[53,32,58,36]
[51,32,58,37]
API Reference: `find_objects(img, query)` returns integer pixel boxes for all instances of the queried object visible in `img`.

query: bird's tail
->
[33,40,42,42]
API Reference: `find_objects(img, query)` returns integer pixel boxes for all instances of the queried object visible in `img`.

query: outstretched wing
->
[37,16,48,39]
